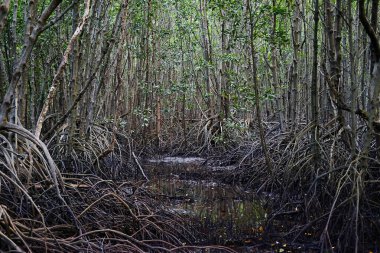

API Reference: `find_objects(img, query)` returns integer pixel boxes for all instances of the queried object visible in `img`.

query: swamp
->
[0,0,380,252]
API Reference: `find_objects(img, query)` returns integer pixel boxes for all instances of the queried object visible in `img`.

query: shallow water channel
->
[144,157,267,249]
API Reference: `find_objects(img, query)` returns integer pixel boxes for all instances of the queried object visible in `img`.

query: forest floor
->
[2,122,379,252]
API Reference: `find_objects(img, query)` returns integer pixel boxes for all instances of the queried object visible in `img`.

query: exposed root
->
[0,122,236,252]
[207,119,380,252]
[0,172,207,252]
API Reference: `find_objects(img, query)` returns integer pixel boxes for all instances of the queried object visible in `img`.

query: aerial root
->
[221,120,380,252]
[0,124,234,252]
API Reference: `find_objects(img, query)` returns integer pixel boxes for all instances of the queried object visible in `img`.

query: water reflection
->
[146,164,266,244]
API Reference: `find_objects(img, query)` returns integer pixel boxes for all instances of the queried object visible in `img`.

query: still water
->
[144,157,267,246]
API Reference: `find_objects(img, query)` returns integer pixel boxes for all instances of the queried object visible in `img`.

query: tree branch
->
[40,1,76,33]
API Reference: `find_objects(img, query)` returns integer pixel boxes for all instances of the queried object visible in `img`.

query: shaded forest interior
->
[0,0,380,252]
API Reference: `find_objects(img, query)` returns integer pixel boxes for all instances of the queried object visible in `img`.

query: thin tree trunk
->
[67,0,80,151]
[247,0,272,174]
[359,0,380,163]
[290,0,301,132]
[311,0,320,168]
[348,0,358,154]
[200,0,213,117]
[270,0,285,131]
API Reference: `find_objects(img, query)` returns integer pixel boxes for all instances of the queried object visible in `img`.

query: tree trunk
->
[359,0,380,162]
[348,0,358,154]
[247,0,272,174]
[311,0,320,169]
[290,0,302,132]
[270,0,285,131]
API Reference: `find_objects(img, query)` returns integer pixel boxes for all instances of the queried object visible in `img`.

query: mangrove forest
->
[0,0,379,252]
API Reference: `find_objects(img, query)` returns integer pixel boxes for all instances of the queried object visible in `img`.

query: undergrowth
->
[138,117,380,252]
[0,123,236,253]
[1,117,379,252]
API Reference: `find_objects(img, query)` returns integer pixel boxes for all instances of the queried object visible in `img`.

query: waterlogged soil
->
[151,176,265,243]
[143,157,319,253]
[144,158,259,248]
